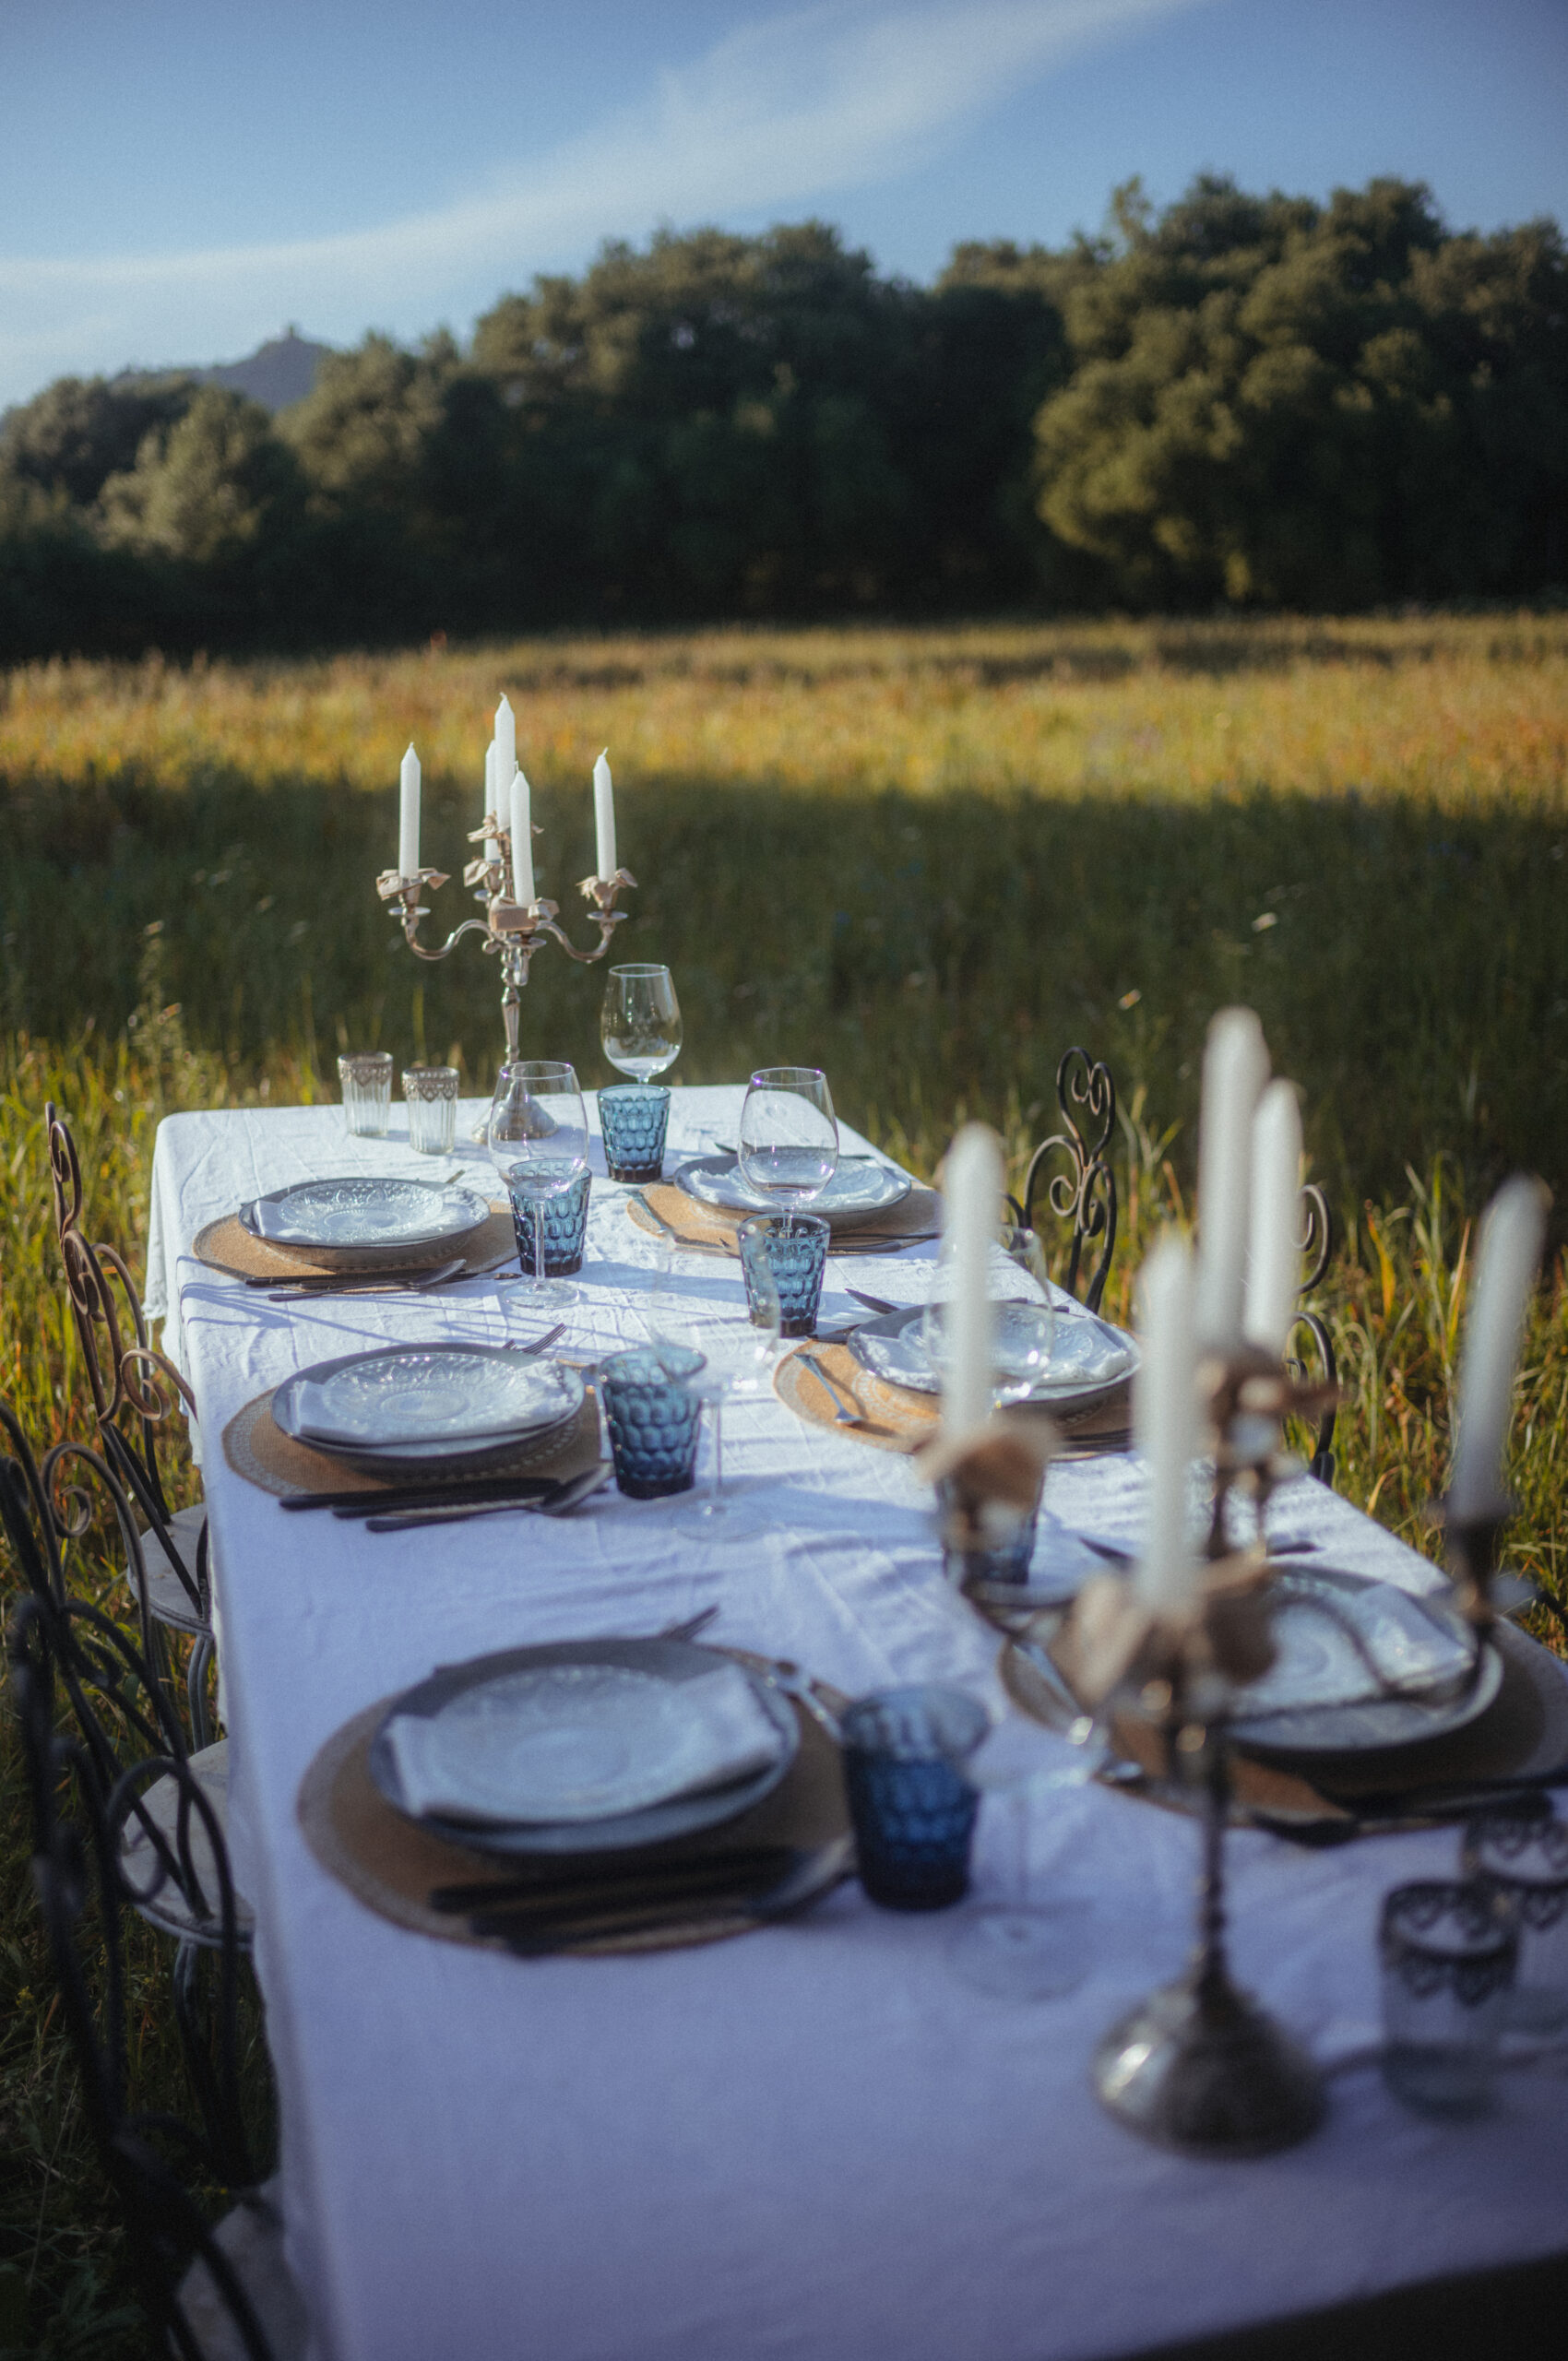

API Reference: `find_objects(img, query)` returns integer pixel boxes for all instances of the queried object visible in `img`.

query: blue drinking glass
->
[600,1347,705,1499]
[841,1686,989,1911]
[508,1169,591,1277]
[738,1214,830,1338]
[598,1086,671,1183]
[936,1477,1039,1589]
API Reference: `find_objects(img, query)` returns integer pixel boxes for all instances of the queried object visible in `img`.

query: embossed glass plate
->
[1232,1566,1501,1756]
[273,1344,583,1466]
[240,1177,490,1252]
[368,1638,801,1855]
[849,1299,1137,1408]
[675,1153,912,1226]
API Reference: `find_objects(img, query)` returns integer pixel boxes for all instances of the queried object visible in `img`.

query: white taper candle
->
[1450,1174,1548,1517]
[398,744,420,879]
[509,766,535,905]
[1194,1007,1269,1346]
[1134,1235,1200,1612]
[594,749,617,884]
[1242,1081,1304,1358]
[483,740,500,865]
[942,1123,1002,1439]
[493,695,515,801]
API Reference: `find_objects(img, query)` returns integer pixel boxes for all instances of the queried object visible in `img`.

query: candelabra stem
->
[1092,1719,1324,2157]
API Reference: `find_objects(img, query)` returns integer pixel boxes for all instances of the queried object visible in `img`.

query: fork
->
[796,1350,896,1436]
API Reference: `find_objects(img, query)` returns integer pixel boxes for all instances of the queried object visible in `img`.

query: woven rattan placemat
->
[221,1385,603,1500]
[193,1204,516,1282]
[297,1655,853,1955]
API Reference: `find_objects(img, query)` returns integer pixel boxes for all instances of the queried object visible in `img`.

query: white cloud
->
[0,0,1201,404]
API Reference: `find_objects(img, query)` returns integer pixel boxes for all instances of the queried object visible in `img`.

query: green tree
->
[1032,176,1568,607]
[101,386,301,566]
[0,373,195,508]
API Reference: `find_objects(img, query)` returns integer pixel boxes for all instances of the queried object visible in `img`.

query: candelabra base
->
[1093,1965,1324,2158]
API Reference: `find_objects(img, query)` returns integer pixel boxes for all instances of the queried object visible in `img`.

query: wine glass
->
[647,1257,783,1537]
[600,965,683,1084]
[921,1293,1057,1408]
[947,1713,1105,2000]
[736,1068,838,1225]
[487,1061,589,1310]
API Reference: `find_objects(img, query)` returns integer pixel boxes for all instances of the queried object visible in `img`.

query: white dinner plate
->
[849,1300,1137,1412]
[368,1638,801,1857]
[1231,1565,1501,1756]
[674,1154,912,1228]
[272,1345,584,1474]
[240,1177,491,1253]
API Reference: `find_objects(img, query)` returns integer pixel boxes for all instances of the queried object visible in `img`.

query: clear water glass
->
[600,965,683,1083]
[947,1716,1097,1999]
[339,1052,393,1138]
[737,1068,838,1211]
[487,1061,589,1310]
[402,1064,459,1155]
[1380,1880,1516,2118]
[1462,1808,1568,2035]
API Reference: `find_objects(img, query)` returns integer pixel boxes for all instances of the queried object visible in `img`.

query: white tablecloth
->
[147,1091,1568,2361]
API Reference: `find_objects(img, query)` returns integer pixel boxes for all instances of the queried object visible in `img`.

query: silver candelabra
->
[376,813,636,1066]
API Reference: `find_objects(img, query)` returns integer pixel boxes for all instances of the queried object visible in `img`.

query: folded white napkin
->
[386,1662,787,1826]
[1239,1581,1472,1714]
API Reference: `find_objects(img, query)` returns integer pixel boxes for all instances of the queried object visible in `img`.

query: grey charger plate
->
[673,1153,913,1228]
[848,1300,1138,1417]
[368,1638,801,1857]
[272,1344,584,1477]
[1229,1565,1503,1757]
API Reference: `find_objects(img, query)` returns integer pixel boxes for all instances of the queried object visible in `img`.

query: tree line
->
[2,174,1563,658]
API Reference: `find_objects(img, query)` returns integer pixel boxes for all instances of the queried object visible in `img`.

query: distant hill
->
[105,328,334,414]
[196,328,333,410]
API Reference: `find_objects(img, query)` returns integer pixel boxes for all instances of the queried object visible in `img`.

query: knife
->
[250,1255,468,1292]
[365,1462,613,1531]
[432,1844,802,1917]
[281,1474,561,1513]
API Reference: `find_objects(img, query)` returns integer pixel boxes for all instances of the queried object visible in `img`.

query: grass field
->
[2,611,1567,2352]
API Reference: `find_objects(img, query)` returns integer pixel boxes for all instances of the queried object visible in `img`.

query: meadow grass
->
[1,612,1566,2351]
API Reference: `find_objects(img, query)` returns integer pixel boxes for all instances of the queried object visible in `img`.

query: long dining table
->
[144,1086,1568,2361]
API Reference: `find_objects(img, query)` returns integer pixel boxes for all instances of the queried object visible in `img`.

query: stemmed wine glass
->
[647,1256,783,1537]
[736,1067,838,1227]
[921,1292,1058,1407]
[600,966,683,1084]
[487,1061,589,1311]
[947,1712,1107,2000]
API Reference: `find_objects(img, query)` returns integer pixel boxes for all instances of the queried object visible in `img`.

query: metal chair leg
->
[186,1631,214,1753]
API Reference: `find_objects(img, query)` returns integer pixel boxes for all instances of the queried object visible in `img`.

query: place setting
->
[297,1619,856,1957]
[624,1062,943,1257]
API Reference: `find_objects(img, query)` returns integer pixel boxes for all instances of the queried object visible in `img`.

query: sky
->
[1,0,1564,409]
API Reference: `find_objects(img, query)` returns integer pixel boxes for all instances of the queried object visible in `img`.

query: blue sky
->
[1,0,1564,409]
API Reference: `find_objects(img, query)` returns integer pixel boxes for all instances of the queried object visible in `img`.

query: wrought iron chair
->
[1289,1182,1339,1488]
[8,1588,304,2360]
[46,1100,217,1745]
[0,1401,255,2166]
[1009,1048,1119,1315]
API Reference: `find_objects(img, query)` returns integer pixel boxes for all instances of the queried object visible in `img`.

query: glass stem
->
[1013,1793,1031,1908]
[710,1395,725,1504]
[533,1202,545,1286]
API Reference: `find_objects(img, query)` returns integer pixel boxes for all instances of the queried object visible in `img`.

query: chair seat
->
[135,1502,210,1637]
[176,2178,308,2361]
[118,1740,255,1947]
